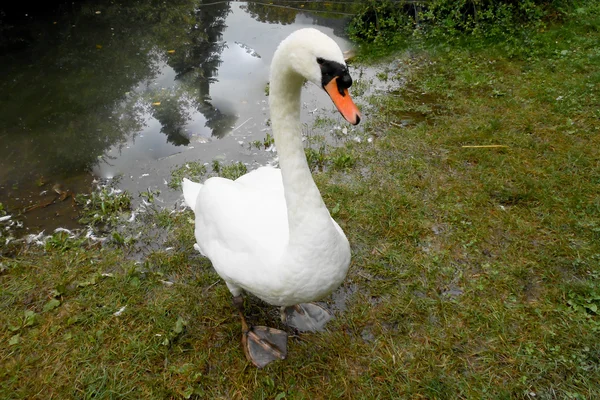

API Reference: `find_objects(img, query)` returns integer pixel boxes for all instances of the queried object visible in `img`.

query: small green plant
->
[264,82,270,96]
[140,188,160,204]
[161,316,187,347]
[110,231,135,247]
[211,160,248,180]
[376,71,388,82]
[248,140,263,150]
[303,131,326,147]
[44,231,87,253]
[305,145,328,171]
[169,162,207,189]
[211,159,222,174]
[313,116,334,129]
[351,75,370,97]
[332,152,356,171]
[8,310,38,336]
[218,161,248,180]
[567,289,600,320]
[263,132,274,148]
[76,186,132,228]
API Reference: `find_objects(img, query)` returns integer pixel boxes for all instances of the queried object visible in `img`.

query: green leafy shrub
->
[420,0,547,40]
[349,0,580,46]
[347,0,414,46]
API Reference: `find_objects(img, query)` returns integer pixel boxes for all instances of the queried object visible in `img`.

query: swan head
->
[274,28,361,125]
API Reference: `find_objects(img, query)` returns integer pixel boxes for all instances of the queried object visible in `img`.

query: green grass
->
[169,162,208,190]
[169,160,248,190]
[211,161,248,181]
[2,8,600,399]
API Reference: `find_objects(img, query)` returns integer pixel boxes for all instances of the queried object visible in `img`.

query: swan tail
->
[182,178,203,211]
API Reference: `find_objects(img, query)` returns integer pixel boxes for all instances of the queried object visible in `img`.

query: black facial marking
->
[318,58,352,96]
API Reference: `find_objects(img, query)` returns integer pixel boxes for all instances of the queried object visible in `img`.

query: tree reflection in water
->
[0,0,234,190]
[0,0,357,231]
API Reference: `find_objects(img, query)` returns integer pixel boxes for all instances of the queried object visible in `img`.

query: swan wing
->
[193,167,289,288]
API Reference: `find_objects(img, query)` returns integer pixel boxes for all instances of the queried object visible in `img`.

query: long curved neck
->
[269,52,331,238]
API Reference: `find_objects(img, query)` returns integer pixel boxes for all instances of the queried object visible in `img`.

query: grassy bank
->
[2,6,600,399]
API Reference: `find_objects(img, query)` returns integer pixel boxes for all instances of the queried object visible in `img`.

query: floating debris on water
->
[234,41,261,58]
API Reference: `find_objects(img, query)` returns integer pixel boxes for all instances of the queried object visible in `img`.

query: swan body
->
[182,165,349,306]
[183,29,360,366]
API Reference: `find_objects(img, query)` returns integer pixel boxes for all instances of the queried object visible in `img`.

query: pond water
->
[0,1,387,236]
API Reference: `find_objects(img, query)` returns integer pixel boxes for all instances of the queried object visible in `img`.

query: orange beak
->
[324,77,361,125]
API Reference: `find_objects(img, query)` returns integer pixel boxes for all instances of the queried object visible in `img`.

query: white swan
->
[182,28,361,368]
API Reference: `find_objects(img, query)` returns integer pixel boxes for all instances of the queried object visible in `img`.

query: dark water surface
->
[0,1,363,234]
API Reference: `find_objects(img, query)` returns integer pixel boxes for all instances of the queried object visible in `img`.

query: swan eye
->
[339,73,352,90]
[319,58,352,95]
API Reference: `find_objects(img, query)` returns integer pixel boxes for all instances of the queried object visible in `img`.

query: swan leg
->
[284,303,332,332]
[233,295,287,368]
